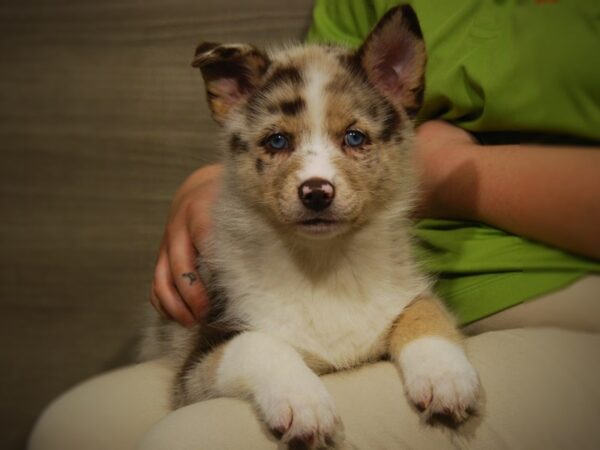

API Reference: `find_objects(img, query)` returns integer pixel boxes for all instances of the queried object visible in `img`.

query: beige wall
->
[0,1,314,448]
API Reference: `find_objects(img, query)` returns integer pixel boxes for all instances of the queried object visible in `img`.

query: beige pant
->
[29,276,600,450]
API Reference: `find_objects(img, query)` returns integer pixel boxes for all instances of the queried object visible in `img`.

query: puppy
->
[141,5,480,448]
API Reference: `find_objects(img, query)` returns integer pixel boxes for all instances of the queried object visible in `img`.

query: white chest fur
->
[215,219,426,371]
[242,282,413,370]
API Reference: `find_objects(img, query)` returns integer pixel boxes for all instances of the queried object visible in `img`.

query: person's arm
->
[150,164,223,326]
[153,121,600,325]
[415,120,600,260]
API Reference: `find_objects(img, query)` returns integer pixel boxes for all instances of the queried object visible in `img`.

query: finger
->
[149,285,170,320]
[150,243,171,318]
[153,251,197,326]
[166,228,210,320]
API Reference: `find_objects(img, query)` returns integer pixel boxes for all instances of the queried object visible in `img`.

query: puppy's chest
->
[226,261,416,371]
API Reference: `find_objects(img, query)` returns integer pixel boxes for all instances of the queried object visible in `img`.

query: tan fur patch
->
[197,345,225,389]
[388,296,462,356]
[301,350,337,375]
[174,344,226,407]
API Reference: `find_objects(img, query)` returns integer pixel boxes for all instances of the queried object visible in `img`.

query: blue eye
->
[266,133,289,150]
[344,130,366,147]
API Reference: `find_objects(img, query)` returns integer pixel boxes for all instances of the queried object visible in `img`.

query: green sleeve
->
[306,0,382,47]
[414,220,600,325]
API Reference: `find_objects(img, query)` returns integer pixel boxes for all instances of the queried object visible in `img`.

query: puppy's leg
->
[180,331,342,448]
[388,296,480,422]
[174,343,228,407]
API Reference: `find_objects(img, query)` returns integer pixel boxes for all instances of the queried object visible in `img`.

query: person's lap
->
[28,276,600,450]
[27,360,173,450]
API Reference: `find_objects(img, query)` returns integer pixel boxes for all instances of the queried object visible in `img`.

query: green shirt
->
[307,0,600,324]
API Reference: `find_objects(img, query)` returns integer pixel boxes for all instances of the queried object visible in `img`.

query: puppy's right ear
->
[192,42,270,125]
[357,5,426,117]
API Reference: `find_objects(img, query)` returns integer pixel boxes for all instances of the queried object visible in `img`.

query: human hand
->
[413,120,479,219]
[150,164,223,326]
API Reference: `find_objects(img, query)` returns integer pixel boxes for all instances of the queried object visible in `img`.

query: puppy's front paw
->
[255,375,343,448]
[399,336,480,422]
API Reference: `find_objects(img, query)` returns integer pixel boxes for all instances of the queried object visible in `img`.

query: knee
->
[137,397,276,450]
[28,361,172,450]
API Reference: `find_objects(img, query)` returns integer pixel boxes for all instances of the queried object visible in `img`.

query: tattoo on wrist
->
[182,272,198,286]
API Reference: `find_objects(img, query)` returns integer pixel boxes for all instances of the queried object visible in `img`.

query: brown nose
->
[298,178,335,211]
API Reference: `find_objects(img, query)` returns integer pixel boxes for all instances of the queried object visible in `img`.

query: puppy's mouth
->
[300,218,337,226]
[295,217,346,237]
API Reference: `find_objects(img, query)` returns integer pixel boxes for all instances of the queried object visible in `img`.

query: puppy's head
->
[193,5,425,240]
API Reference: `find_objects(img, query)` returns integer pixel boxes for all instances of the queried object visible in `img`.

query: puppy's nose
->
[298,178,335,211]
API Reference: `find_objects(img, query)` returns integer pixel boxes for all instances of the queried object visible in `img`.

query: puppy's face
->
[193,6,426,240]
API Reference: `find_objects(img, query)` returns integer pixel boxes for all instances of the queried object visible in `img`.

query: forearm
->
[426,142,600,260]
[172,164,223,207]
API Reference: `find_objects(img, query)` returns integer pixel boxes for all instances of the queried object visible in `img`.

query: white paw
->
[254,374,343,448]
[398,336,480,422]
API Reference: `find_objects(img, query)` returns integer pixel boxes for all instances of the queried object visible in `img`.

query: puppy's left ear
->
[358,5,426,117]
[192,42,270,125]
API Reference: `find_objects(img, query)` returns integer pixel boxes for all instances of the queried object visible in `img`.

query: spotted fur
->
[141,6,479,449]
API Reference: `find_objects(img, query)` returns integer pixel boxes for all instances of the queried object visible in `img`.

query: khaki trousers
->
[29,276,600,450]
